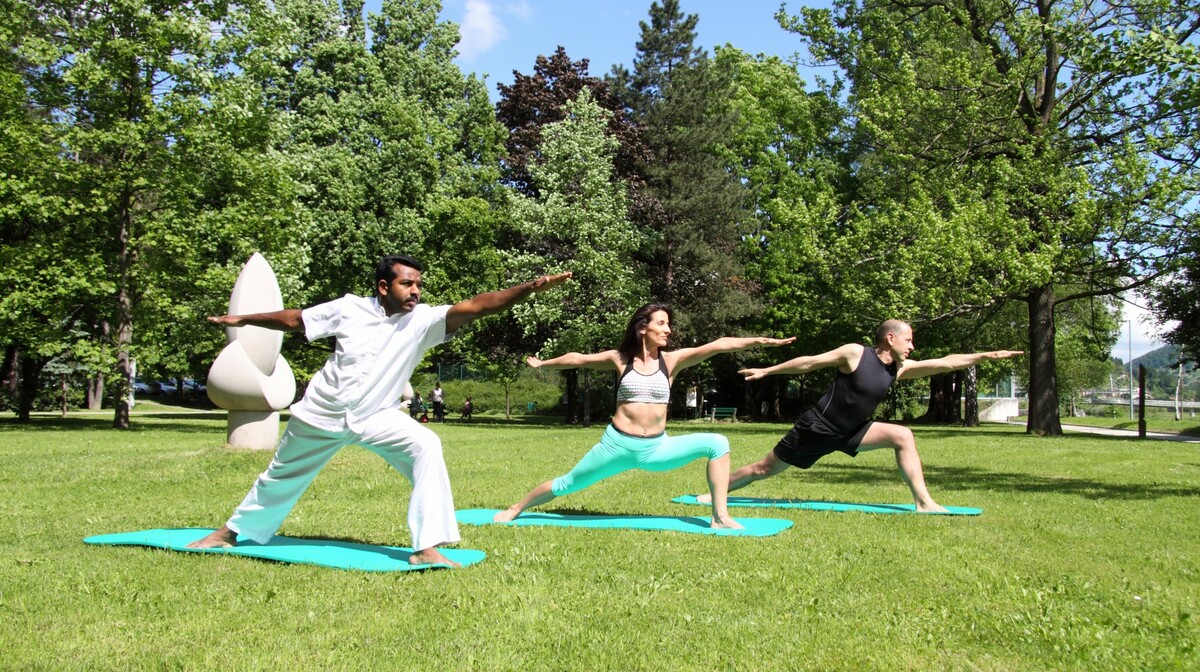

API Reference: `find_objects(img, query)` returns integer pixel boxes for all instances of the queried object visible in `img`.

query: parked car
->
[151,380,177,396]
[182,379,207,396]
[132,378,153,396]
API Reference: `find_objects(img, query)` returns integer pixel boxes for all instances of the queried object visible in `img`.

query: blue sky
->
[360,0,831,95]
[360,0,1171,359]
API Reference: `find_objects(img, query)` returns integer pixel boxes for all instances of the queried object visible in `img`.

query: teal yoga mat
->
[456,509,792,536]
[672,495,981,516]
[83,528,485,571]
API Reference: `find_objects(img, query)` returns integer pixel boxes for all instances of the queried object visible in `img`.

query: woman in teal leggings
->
[493,302,793,528]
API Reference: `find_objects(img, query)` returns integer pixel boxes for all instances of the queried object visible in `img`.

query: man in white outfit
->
[188,254,571,566]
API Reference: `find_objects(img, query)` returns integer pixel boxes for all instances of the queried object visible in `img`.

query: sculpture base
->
[226,410,282,450]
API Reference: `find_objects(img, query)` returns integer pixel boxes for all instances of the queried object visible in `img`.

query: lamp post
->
[1128,320,1134,420]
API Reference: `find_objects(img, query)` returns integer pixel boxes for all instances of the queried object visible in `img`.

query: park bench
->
[709,406,738,422]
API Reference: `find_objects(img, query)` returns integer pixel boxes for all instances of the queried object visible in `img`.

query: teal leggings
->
[551,425,730,496]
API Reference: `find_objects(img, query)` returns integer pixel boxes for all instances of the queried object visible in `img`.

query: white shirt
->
[289,296,453,432]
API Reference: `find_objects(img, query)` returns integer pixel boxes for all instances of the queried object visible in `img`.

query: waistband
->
[607,423,666,440]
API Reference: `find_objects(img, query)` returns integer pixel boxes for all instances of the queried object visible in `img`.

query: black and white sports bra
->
[616,356,671,404]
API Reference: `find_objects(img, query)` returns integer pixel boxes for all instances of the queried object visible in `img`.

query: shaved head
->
[874,320,911,346]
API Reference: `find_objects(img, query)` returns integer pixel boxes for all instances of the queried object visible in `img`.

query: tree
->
[1151,230,1200,364]
[500,89,649,423]
[609,0,757,344]
[495,46,646,199]
[780,0,1200,435]
[7,0,298,427]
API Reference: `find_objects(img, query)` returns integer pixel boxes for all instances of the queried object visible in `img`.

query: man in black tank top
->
[702,320,1021,513]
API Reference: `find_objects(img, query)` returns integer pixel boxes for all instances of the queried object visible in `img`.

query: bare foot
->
[492,507,520,523]
[186,525,237,549]
[916,501,949,514]
[694,493,713,504]
[409,547,461,568]
[710,517,744,530]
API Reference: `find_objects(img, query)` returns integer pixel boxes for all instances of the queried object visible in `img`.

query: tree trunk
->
[963,366,979,427]
[564,369,579,424]
[582,369,592,428]
[2,344,18,397]
[1026,283,1062,435]
[920,373,960,423]
[1177,362,1184,422]
[504,382,511,420]
[112,191,135,430]
[86,374,105,411]
[17,354,45,423]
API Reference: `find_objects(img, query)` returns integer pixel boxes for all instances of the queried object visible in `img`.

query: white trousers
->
[225,409,460,551]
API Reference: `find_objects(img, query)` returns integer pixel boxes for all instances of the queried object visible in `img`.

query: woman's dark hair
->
[617,302,673,361]
[375,255,423,287]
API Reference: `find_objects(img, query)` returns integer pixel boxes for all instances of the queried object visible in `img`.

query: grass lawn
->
[2,414,1197,670]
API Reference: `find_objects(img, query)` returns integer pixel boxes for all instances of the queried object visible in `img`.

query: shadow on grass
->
[780,461,1196,501]
[0,414,227,433]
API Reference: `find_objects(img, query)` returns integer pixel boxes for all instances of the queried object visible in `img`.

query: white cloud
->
[457,0,508,63]
[504,0,533,21]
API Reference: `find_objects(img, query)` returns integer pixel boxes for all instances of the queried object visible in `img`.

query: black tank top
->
[814,346,898,433]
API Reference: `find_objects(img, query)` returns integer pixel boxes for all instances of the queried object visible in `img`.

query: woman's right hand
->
[525,356,542,368]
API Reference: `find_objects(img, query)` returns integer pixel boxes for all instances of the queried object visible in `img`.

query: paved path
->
[1002,420,1200,443]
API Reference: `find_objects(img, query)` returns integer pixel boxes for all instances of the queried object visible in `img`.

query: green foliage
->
[777,0,1200,434]
[505,89,648,356]
[2,0,303,426]
[410,368,563,417]
[610,2,758,344]
[717,47,846,346]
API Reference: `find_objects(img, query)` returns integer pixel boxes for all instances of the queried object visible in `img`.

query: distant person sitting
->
[409,392,423,419]
[461,396,473,421]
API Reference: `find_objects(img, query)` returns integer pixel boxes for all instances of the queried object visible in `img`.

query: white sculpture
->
[207,253,297,449]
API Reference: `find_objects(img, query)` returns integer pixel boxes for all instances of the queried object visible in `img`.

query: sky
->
[367,0,831,95]
[360,0,1172,361]
[1117,293,1174,363]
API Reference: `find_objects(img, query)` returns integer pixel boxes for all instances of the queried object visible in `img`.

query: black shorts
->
[772,407,872,469]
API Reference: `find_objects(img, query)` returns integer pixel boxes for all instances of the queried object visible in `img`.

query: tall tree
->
[609,0,757,344]
[9,0,297,427]
[263,0,507,323]
[495,47,650,418]
[499,90,649,421]
[495,46,646,198]
[780,0,1200,435]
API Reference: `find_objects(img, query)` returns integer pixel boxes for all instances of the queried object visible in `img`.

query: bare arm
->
[207,309,304,332]
[526,350,621,372]
[668,336,796,373]
[897,350,1024,380]
[445,272,572,334]
[739,343,863,381]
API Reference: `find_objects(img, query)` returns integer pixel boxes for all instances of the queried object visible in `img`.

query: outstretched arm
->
[207,309,304,332]
[897,350,1024,381]
[739,343,862,380]
[445,272,572,334]
[668,336,796,373]
[526,350,622,372]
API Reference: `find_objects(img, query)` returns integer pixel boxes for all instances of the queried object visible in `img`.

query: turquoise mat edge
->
[84,528,486,571]
[671,495,982,516]
[456,509,792,537]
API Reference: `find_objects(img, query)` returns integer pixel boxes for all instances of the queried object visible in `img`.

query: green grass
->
[2,415,1198,670]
